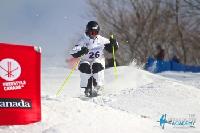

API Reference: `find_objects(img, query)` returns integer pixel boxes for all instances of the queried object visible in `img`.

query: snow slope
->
[0,64,200,133]
[159,71,200,89]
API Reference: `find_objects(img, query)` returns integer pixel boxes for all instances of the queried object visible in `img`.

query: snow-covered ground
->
[1,64,200,133]
[159,71,200,89]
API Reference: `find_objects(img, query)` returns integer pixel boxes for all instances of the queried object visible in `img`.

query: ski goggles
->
[88,30,98,36]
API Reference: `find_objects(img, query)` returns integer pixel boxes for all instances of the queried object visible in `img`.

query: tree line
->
[87,0,200,66]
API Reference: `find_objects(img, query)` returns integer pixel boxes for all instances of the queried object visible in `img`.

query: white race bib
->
[87,46,104,60]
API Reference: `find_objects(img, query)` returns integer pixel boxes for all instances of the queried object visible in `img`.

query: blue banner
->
[145,57,200,73]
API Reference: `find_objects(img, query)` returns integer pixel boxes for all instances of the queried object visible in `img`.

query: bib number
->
[89,51,100,59]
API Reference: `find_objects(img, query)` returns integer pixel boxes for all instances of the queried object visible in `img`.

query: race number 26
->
[89,51,100,59]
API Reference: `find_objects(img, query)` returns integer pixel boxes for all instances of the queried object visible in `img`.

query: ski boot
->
[93,86,103,96]
[84,87,92,97]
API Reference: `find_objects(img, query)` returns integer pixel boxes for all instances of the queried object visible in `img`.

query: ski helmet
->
[85,21,100,38]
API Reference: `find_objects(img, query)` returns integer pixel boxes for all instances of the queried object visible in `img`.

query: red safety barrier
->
[0,43,41,125]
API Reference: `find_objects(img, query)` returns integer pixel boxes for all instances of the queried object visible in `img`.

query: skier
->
[70,21,119,97]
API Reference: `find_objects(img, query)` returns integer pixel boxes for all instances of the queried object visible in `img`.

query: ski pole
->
[56,58,80,97]
[110,34,118,79]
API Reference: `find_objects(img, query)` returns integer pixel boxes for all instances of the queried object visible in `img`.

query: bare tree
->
[181,0,200,64]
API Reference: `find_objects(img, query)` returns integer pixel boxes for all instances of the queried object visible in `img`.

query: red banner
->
[0,43,41,125]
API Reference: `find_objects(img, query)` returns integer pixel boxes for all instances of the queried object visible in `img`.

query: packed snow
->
[0,63,200,133]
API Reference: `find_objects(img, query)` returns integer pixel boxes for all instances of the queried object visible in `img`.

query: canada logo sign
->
[0,58,21,81]
[0,43,41,125]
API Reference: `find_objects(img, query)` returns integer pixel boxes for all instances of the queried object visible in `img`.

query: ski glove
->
[80,47,89,55]
[110,37,117,46]
[110,36,118,50]
[104,36,119,53]
[71,46,89,58]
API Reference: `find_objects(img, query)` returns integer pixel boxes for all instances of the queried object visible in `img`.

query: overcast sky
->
[0,0,92,66]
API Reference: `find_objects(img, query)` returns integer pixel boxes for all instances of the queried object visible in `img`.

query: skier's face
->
[88,30,98,39]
